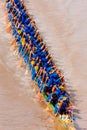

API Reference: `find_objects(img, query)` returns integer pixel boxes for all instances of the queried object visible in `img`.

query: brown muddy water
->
[0,0,87,130]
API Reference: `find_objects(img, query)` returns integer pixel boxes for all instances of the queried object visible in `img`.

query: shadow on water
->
[66,82,82,130]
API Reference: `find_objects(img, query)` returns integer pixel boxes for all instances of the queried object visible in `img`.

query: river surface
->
[0,0,87,130]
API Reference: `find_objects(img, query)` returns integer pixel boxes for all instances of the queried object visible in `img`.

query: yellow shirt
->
[59,85,66,91]
[31,61,35,66]
[35,65,39,72]
[21,37,25,46]
[17,29,22,35]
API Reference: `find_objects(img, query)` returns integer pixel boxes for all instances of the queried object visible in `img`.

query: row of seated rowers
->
[6,0,72,116]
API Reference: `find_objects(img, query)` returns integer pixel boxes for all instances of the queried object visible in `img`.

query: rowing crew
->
[6,0,73,118]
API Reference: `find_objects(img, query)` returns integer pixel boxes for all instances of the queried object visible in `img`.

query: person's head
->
[58,100,63,108]
[33,47,36,53]
[20,32,23,37]
[37,35,42,42]
[25,15,29,21]
[21,4,25,10]
[52,93,57,99]
[9,6,13,12]
[31,21,35,27]
[43,86,48,94]
[45,49,49,55]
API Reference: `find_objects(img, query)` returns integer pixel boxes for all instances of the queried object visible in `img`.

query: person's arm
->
[36,34,43,43]
[54,103,60,116]
[46,93,52,102]
[34,30,39,37]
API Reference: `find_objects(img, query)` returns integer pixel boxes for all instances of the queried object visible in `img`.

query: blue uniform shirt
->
[14,0,19,4]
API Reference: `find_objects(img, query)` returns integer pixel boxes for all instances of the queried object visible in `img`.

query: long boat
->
[5,0,76,129]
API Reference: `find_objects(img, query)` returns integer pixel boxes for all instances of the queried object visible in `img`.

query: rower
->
[46,84,67,105]
[43,86,52,96]
[46,86,60,103]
